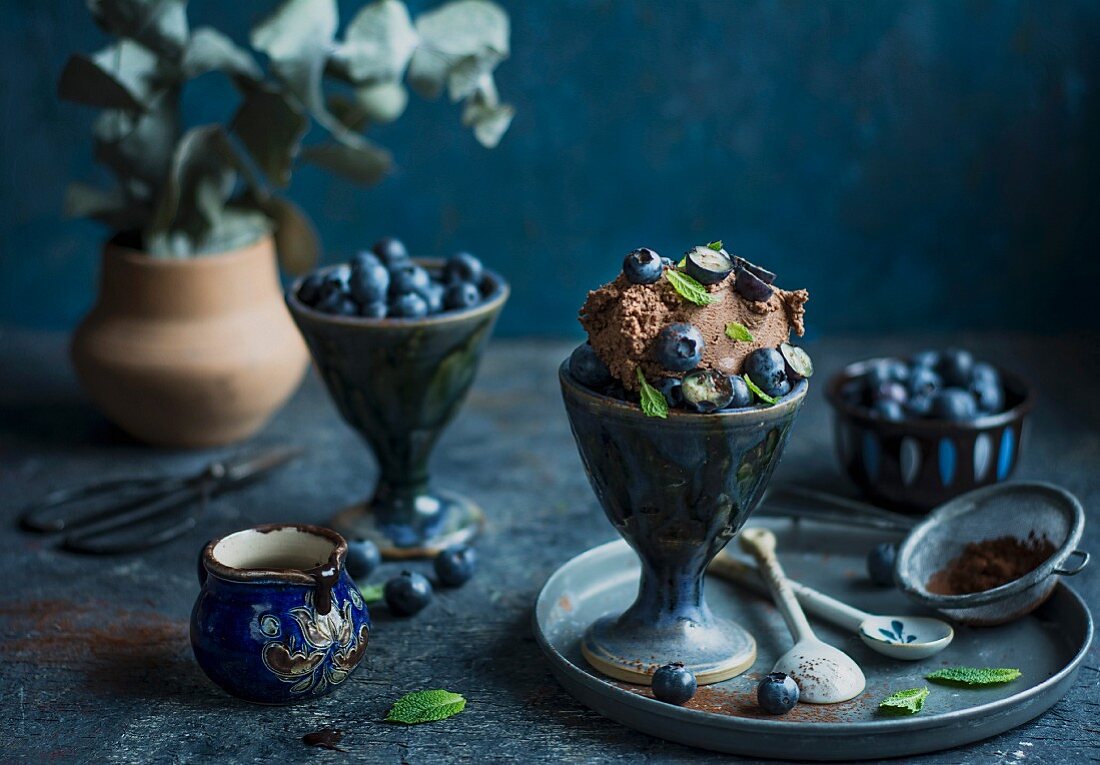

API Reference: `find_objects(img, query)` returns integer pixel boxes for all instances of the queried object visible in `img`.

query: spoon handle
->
[709,554,870,633]
[739,527,815,644]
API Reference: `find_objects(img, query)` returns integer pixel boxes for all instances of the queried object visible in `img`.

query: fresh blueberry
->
[569,344,613,390]
[434,545,477,587]
[351,250,383,271]
[383,571,433,616]
[661,257,675,268]
[389,292,430,318]
[683,245,733,285]
[317,290,357,316]
[744,348,790,398]
[907,366,942,398]
[936,348,974,388]
[872,399,905,421]
[345,538,381,580]
[297,274,324,306]
[757,672,799,714]
[867,359,909,388]
[603,381,628,401]
[910,349,940,370]
[971,378,1004,414]
[654,323,705,372]
[906,393,933,418]
[930,388,978,421]
[321,266,350,297]
[372,236,408,266]
[733,256,777,284]
[681,369,735,412]
[444,282,481,310]
[839,379,868,407]
[622,247,664,285]
[734,267,774,302]
[443,252,483,285]
[971,362,1000,387]
[724,374,754,409]
[874,381,908,405]
[349,259,390,305]
[424,282,445,313]
[388,262,432,298]
[656,377,684,407]
[651,663,697,705]
[358,301,387,318]
[867,542,897,587]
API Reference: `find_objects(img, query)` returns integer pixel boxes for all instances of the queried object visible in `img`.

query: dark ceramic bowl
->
[286,261,508,558]
[560,362,808,685]
[826,358,1035,513]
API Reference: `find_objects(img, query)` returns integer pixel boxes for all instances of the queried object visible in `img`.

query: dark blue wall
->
[2,1,1098,337]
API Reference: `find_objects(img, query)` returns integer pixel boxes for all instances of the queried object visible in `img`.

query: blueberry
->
[443,252,483,285]
[297,274,324,306]
[681,369,735,412]
[930,388,978,421]
[936,348,974,388]
[873,399,905,421]
[656,377,684,408]
[910,350,940,369]
[317,290,357,316]
[358,301,387,318]
[971,378,1004,414]
[839,379,868,407]
[444,282,481,310]
[867,359,909,388]
[351,250,383,271]
[906,394,933,418]
[654,323,705,372]
[779,342,813,381]
[383,571,433,616]
[349,260,390,305]
[683,245,733,285]
[389,292,430,318]
[622,247,664,285]
[424,282,444,313]
[734,267,774,302]
[907,366,942,398]
[372,236,408,266]
[434,545,477,587]
[345,538,381,580]
[744,348,790,398]
[866,542,897,587]
[874,381,908,405]
[724,374,754,409]
[569,344,613,390]
[661,257,674,268]
[971,362,1000,387]
[388,263,432,298]
[651,663,696,705]
[757,672,799,714]
[733,256,777,284]
[603,382,628,401]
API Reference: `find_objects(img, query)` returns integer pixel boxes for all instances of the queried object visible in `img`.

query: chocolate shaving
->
[302,728,346,751]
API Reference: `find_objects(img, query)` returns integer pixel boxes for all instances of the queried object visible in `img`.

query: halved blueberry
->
[779,342,813,380]
[654,323,705,372]
[734,267,774,302]
[733,257,777,285]
[656,377,684,407]
[683,245,734,285]
[622,247,664,285]
[681,369,735,412]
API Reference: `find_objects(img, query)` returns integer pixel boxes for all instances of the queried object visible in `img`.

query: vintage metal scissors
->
[19,447,302,554]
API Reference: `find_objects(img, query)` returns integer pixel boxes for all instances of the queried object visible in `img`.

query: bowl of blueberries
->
[826,348,1034,512]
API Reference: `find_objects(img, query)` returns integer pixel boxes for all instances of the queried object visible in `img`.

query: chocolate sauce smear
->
[302,728,345,751]
[306,551,341,615]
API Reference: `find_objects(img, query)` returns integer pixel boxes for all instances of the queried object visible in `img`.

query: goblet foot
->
[328,489,484,560]
[581,612,757,686]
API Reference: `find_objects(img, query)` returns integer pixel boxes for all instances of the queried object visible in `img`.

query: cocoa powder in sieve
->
[926,531,1055,595]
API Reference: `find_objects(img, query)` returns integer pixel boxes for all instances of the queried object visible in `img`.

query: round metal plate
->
[533,520,1093,760]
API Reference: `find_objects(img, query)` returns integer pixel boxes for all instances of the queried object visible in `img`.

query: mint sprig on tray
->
[385,690,467,724]
[637,368,669,419]
[879,687,928,715]
[665,269,714,306]
[926,667,1021,686]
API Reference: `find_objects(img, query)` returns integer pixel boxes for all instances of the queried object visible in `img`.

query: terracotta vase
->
[71,234,308,447]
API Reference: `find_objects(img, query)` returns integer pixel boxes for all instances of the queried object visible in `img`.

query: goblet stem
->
[621,559,712,629]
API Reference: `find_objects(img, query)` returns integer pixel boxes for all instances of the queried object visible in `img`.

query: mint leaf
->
[637,368,669,419]
[926,667,1021,686]
[665,270,714,306]
[677,256,686,268]
[385,690,466,724]
[725,322,754,342]
[879,687,928,715]
[706,240,723,251]
[743,374,779,405]
[360,583,384,603]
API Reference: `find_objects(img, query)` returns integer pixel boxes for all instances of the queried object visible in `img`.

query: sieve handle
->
[1053,550,1089,576]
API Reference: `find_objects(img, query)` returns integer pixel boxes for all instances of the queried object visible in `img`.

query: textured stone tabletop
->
[1,329,1097,764]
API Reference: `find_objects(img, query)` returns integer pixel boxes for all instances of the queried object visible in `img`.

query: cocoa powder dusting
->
[926,532,1055,595]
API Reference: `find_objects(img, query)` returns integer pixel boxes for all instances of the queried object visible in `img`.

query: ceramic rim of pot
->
[559,360,809,424]
[285,259,510,328]
[203,523,348,586]
[894,482,1087,609]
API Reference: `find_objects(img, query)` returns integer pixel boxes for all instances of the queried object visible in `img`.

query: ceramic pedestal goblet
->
[287,262,508,559]
[560,363,808,685]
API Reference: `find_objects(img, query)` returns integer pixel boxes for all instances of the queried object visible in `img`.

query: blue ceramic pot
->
[287,261,508,558]
[560,363,807,685]
[191,524,371,704]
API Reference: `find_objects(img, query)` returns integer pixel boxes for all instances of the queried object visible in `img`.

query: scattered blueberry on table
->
[296,237,492,318]
[345,538,381,581]
[757,672,800,714]
[867,542,898,587]
[384,571,434,616]
[434,545,478,587]
[651,663,697,705]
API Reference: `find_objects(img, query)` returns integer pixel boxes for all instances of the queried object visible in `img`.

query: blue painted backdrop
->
[1,1,1097,337]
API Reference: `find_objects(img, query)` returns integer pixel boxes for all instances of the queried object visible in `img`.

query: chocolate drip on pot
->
[308,551,341,615]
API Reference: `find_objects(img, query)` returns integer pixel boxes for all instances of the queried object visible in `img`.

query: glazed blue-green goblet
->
[560,362,807,685]
[287,263,507,559]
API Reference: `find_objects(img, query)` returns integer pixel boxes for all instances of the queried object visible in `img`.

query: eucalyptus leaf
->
[446,51,503,102]
[94,94,180,188]
[301,139,391,184]
[331,0,418,84]
[251,0,338,115]
[327,93,370,132]
[59,40,160,111]
[264,196,319,274]
[88,0,188,59]
[354,81,408,123]
[181,27,262,81]
[64,182,146,230]
[408,0,508,99]
[232,87,309,188]
[461,97,513,148]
